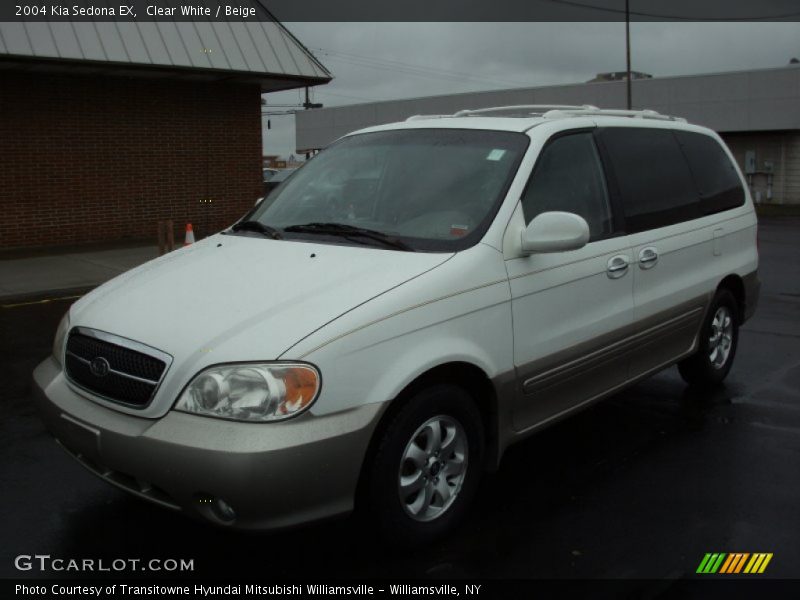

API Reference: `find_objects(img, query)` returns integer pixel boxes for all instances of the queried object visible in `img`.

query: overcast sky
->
[261,22,800,157]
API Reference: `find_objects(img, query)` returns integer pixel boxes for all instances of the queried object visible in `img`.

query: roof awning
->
[0,19,332,91]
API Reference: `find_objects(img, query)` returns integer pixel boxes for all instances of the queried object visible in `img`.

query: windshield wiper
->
[283,222,413,251]
[230,220,283,240]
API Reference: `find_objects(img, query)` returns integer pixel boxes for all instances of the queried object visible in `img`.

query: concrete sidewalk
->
[0,245,158,303]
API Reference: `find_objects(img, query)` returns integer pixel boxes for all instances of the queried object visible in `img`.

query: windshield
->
[245,129,529,251]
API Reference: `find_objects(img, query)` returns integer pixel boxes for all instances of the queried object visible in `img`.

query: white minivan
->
[34,105,759,544]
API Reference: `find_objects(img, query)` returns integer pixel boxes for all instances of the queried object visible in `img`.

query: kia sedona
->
[34,105,759,545]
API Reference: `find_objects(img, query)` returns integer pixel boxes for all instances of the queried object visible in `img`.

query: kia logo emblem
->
[90,356,110,378]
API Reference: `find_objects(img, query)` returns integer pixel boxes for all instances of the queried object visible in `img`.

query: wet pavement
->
[1,218,798,581]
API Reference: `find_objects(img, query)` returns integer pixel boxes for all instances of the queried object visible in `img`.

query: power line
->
[316,54,528,89]
[310,47,533,88]
[543,0,800,21]
[313,89,378,102]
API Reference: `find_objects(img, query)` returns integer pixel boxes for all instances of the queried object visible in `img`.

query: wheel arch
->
[717,274,746,323]
[354,361,499,509]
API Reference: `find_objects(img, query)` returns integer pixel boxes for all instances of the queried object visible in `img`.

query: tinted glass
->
[521,132,613,241]
[249,129,529,251]
[598,128,700,232]
[675,131,745,215]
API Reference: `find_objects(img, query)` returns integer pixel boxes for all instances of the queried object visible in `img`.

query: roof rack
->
[452,105,599,117]
[405,114,452,121]
[542,107,687,122]
[404,105,686,123]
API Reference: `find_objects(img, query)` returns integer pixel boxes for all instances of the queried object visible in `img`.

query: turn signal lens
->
[280,367,319,415]
[175,363,320,422]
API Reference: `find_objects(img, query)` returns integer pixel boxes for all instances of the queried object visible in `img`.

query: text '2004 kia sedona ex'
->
[34,105,759,545]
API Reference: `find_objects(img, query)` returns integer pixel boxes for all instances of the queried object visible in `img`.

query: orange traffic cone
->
[184,223,195,246]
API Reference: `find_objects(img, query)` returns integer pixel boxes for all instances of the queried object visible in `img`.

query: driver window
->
[521,132,613,241]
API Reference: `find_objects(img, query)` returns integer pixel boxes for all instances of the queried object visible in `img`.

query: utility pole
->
[304,87,310,159]
[625,0,632,109]
[302,86,323,160]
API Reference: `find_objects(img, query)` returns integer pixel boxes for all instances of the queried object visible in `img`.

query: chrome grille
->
[64,327,171,408]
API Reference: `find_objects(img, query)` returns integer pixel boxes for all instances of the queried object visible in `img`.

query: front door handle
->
[607,254,630,279]
[639,246,659,269]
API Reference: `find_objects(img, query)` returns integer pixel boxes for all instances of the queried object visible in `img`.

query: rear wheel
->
[361,384,484,546]
[678,289,739,387]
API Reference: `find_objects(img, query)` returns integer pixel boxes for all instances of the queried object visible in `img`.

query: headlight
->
[175,363,321,422]
[52,312,70,366]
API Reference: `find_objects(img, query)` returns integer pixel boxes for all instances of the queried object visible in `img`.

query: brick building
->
[0,20,331,251]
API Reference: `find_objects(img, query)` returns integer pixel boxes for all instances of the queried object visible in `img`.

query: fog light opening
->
[212,497,236,523]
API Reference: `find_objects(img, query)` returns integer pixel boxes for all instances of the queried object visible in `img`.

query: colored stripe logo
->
[696,553,773,574]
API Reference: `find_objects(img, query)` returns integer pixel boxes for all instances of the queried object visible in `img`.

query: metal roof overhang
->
[0,53,331,92]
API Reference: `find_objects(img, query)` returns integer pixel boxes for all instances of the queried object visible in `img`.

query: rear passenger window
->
[522,132,613,241]
[674,131,745,215]
[598,128,700,233]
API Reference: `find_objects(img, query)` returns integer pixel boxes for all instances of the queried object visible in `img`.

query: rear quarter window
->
[674,131,746,215]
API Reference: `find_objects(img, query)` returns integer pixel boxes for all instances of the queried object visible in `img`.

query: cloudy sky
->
[261,22,800,157]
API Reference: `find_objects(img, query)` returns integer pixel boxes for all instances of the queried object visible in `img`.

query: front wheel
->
[361,384,484,546]
[678,289,739,387]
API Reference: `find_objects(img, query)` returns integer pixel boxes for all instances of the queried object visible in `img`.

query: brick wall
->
[0,71,262,250]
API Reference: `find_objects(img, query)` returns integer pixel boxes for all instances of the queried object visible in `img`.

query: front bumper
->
[32,357,384,530]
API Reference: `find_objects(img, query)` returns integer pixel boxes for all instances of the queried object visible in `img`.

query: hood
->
[69,234,451,416]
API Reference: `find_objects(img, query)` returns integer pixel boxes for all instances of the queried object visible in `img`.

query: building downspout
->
[779,135,787,205]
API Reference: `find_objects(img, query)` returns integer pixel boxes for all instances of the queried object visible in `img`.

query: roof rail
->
[543,107,687,122]
[405,114,452,121]
[452,104,599,117]
[403,105,687,123]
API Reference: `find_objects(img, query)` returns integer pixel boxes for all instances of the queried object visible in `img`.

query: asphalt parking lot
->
[1,217,798,582]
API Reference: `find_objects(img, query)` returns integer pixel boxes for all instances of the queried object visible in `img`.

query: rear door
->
[595,126,714,377]
[507,130,635,431]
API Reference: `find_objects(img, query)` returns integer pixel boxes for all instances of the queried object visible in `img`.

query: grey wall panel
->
[173,23,212,68]
[22,22,57,57]
[210,23,248,71]
[0,22,33,55]
[135,23,172,65]
[261,22,298,75]
[116,23,151,63]
[244,22,283,73]
[192,22,228,70]
[155,22,192,67]
[48,23,83,59]
[95,23,129,62]
[280,28,324,79]
[747,69,800,99]
[227,22,265,72]
[71,23,107,61]
[748,98,800,130]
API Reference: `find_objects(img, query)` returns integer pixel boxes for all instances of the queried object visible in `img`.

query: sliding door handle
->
[607,255,630,279]
[638,246,659,269]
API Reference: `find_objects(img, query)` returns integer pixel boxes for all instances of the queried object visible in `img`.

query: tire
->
[361,383,484,546]
[678,288,739,387]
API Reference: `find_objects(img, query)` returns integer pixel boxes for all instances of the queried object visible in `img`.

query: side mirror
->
[521,211,590,254]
